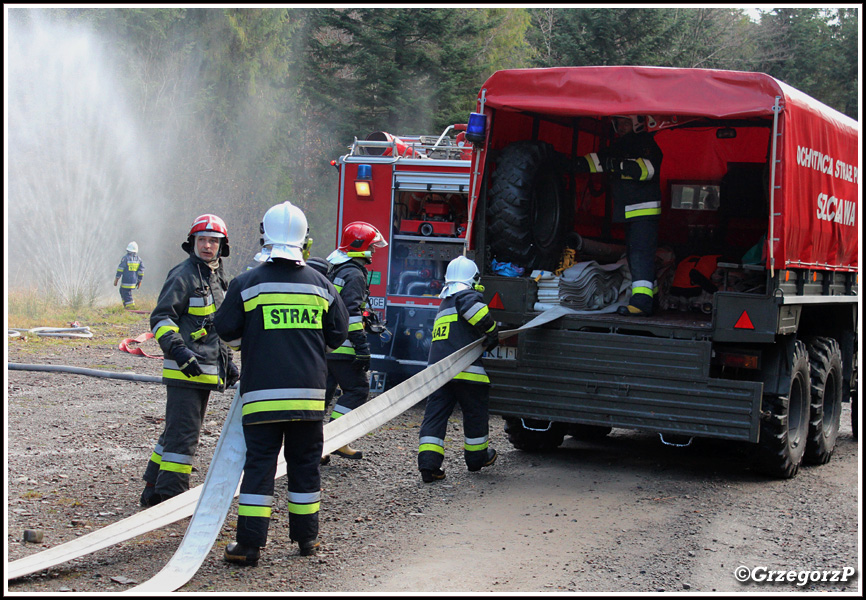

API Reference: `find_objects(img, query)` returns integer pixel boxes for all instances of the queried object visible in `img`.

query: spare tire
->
[487,140,572,271]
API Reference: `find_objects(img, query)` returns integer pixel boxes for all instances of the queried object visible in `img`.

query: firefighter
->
[114,241,145,310]
[140,214,240,507]
[323,221,388,460]
[417,255,500,483]
[214,201,348,565]
[573,115,664,316]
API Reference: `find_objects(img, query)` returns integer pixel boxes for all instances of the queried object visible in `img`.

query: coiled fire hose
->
[6,305,577,590]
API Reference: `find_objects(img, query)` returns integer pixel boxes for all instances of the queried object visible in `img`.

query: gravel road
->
[5,315,860,594]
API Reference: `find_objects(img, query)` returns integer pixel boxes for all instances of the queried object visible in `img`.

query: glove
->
[484,330,500,351]
[604,157,623,175]
[172,346,204,378]
[354,354,371,372]
[572,156,591,174]
[136,280,142,289]
[113,279,119,287]
[226,359,240,387]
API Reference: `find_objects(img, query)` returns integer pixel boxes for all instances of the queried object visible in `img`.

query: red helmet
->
[338,222,388,255]
[188,214,228,239]
[185,213,230,257]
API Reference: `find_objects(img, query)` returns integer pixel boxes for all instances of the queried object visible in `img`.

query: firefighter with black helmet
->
[140,214,240,507]
[323,221,388,460]
[215,201,349,565]
[417,255,500,483]
[573,115,664,316]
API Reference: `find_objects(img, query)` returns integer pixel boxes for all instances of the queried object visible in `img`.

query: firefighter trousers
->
[325,359,370,422]
[142,385,210,499]
[119,286,136,308]
[625,217,659,312]
[418,380,491,472]
[235,420,323,548]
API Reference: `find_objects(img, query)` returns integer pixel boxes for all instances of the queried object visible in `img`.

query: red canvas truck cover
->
[470,66,859,272]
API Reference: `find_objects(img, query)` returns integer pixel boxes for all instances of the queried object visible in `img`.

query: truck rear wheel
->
[486,141,571,271]
[755,340,811,478]
[804,337,843,464]
[504,417,566,452]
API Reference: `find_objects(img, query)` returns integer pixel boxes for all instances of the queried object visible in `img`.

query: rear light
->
[716,350,760,370]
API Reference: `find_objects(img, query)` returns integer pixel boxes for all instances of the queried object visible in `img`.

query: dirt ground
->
[5,314,861,594]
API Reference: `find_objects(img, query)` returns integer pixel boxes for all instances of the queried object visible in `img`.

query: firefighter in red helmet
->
[322,221,388,461]
[140,213,240,507]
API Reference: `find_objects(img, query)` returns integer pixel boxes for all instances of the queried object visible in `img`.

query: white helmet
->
[255,201,309,263]
[439,256,480,298]
[127,241,138,253]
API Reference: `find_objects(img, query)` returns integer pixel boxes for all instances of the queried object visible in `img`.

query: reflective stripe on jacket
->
[150,254,230,391]
[116,252,145,288]
[428,289,497,384]
[213,261,349,425]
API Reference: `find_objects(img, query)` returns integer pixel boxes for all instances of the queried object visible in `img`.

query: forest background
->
[4,6,860,308]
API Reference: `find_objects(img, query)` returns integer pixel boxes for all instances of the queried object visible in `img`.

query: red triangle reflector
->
[489,292,505,310]
[734,310,754,329]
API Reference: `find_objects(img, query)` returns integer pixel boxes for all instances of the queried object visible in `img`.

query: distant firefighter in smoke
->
[114,241,145,310]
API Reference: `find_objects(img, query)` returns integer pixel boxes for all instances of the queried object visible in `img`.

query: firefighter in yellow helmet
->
[215,201,349,565]
[417,256,500,483]
[140,214,239,507]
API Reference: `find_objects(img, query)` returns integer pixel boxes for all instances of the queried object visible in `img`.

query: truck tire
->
[487,141,571,271]
[755,340,811,478]
[504,417,566,452]
[804,337,843,464]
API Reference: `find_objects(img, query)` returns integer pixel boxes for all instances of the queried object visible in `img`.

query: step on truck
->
[332,126,473,392]
[463,66,859,478]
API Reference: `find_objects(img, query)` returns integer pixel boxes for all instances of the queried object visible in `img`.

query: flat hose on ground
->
[6,305,578,591]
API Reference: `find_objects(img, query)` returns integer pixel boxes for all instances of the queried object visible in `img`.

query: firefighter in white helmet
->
[114,241,145,310]
[572,115,663,316]
[417,255,500,483]
[140,214,240,507]
[322,221,388,461]
[215,201,349,565]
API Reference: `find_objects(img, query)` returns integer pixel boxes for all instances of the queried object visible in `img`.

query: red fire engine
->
[331,125,473,391]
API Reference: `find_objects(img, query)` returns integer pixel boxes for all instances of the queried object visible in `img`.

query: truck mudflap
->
[483,328,764,442]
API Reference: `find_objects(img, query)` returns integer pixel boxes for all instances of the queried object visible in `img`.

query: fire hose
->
[6,305,577,591]
[8,326,93,339]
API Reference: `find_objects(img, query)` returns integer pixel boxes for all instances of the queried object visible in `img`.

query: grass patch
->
[8,288,156,330]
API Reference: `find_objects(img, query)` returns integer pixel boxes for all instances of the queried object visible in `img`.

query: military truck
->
[462,67,858,478]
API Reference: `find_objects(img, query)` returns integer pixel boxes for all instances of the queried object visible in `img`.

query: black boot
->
[298,538,320,556]
[468,448,498,472]
[420,468,446,483]
[225,542,260,566]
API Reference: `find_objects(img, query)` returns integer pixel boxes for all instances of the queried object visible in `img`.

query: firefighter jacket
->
[116,252,145,288]
[579,131,663,223]
[213,260,349,426]
[428,288,498,384]
[150,254,232,391]
[327,260,370,361]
